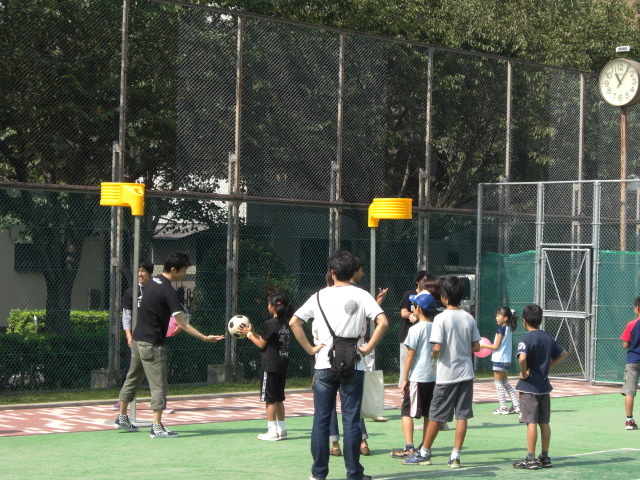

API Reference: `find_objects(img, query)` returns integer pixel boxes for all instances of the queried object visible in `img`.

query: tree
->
[0,1,194,332]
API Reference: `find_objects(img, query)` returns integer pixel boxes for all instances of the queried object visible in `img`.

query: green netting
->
[476,250,536,372]
[594,251,640,383]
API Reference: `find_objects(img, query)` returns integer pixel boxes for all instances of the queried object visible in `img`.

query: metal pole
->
[109,0,130,372]
[475,184,484,321]
[330,33,346,256]
[226,16,244,370]
[417,47,434,270]
[621,106,628,251]
[109,142,119,371]
[505,60,513,182]
[535,183,545,305]
[129,217,149,424]
[370,228,376,297]
[369,227,377,367]
[591,182,602,383]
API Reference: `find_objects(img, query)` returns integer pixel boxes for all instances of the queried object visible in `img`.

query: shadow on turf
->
[552,455,636,468]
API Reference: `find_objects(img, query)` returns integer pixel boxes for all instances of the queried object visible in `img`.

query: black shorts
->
[401,381,435,419]
[260,371,286,403]
[518,392,551,424]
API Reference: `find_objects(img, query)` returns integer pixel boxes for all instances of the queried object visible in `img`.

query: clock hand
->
[618,65,631,86]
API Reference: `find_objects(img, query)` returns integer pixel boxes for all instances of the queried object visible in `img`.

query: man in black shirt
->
[114,252,225,438]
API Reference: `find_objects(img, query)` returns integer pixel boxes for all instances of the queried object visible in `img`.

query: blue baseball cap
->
[409,292,435,311]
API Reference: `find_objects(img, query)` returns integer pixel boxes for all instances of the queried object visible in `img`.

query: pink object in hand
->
[474,336,492,358]
[166,316,181,337]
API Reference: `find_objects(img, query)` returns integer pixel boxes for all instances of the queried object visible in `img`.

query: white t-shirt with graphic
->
[294,285,384,370]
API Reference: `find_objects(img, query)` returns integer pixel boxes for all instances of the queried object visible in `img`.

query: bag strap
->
[316,291,337,339]
[316,290,361,341]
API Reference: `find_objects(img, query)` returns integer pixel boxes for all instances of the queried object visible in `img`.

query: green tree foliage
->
[211,0,640,71]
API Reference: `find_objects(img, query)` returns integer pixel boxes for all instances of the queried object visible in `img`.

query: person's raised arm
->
[173,312,224,343]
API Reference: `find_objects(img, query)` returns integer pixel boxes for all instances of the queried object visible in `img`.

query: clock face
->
[599,59,640,107]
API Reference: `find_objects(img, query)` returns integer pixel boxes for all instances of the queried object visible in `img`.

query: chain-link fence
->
[3,0,640,392]
[478,180,640,384]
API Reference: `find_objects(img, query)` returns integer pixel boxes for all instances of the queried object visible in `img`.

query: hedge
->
[7,309,109,334]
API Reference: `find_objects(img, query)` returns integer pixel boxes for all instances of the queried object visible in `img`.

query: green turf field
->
[0,393,637,480]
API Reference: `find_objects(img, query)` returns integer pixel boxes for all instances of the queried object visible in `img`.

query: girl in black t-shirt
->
[239,292,293,441]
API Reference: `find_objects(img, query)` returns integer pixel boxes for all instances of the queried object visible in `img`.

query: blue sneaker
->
[448,458,461,469]
[402,451,432,466]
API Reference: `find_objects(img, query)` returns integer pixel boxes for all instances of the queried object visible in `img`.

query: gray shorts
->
[622,363,640,397]
[518,392,550,424]
[428,379,474,422]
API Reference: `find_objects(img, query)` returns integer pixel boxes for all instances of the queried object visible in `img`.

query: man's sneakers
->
[402,451,432,466]
[391,447,414,459]
[448,458,461,469]
[113,414,138,432]
[537,455,552,468]
[150,423,178,438]
[626,419,638,430]
[513,457,540,469]
[510,405,521,414]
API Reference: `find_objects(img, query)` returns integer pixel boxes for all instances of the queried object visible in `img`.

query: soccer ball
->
[228,315,250,339]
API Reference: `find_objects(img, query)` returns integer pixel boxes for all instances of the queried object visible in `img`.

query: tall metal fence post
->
[534,183,545,305]
[225,15,244,370]
[475,183,484,321]
[417,47,433,271]
[330,33,346,255]
[590,181,602,383]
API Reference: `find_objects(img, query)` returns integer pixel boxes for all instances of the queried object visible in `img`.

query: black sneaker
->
[513,457,540,469]
[113,414,138,432]
[150,423,179,439]
[537,455,552,468]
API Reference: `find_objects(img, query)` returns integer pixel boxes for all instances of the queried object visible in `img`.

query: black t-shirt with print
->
[133,275,182,346]
[260,317,290,374]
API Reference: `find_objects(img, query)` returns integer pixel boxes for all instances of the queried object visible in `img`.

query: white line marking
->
[555,447,640,459]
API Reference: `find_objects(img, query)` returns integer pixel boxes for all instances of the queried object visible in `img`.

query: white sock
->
[268,420,277,432]
[451,448,461,461]
[420,447,431,456]
[277,420,286,431]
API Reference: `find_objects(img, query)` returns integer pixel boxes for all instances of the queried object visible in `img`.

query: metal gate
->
[538,247,591,381]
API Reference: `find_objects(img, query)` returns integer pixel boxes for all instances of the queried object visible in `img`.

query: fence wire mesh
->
[4,0,640,392]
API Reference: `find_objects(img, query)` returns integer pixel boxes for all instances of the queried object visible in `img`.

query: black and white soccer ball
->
[227,315,250,339]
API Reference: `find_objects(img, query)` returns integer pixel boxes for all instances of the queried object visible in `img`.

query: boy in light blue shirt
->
[392,292,437,461]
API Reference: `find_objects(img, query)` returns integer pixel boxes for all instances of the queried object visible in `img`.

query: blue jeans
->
[329,409,368,441]
[312,368,365,480]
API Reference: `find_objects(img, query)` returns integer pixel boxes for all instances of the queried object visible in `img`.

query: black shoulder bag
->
[317,291,360,380]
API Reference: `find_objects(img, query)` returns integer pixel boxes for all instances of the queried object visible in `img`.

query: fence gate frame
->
[476,180,629,384]
[536,246,592,382]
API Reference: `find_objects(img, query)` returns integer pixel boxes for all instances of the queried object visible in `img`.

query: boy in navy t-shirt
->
[620,295,640,430]
[513,304,567,470]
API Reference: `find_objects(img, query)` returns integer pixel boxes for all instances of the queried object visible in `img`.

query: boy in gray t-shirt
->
[403,276,481,469]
